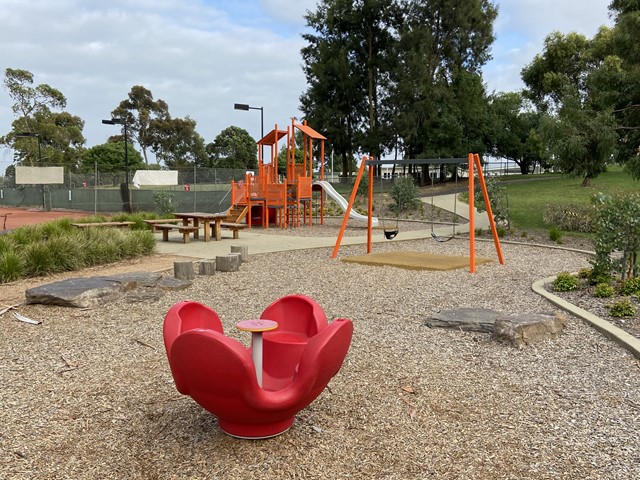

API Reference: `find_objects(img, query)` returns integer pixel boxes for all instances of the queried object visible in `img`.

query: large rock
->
[425,308,501,333]
[26,277,126,308]
[493,312,566,348]
[25,272,164,308]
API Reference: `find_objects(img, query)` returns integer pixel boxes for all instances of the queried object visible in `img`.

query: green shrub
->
[153,191,176,215]
[496,226,506,238]
[592,192,640,280]
[607,299,636,317]
[542,204,595,232]
[474,176,509,228]
[618,276,640,296]
[549,227,563,244]
[390,176,419,213]
[577,268,592,279]
[553,272,579,292]
[593,283,614,298]
[0,250,24,283]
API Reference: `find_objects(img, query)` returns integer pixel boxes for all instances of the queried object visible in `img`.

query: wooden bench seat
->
[154,223,199,243]
[218,222,248,239]
[71,221,134,228]
[143,218,185,231]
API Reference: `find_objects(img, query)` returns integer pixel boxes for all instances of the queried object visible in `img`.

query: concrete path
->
[155,194,492,259]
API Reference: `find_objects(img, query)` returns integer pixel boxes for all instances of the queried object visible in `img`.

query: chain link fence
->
[0,166,248,214]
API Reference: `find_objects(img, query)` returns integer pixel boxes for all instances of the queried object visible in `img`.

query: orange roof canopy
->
[258,129,288,145]
[294,123,326,140]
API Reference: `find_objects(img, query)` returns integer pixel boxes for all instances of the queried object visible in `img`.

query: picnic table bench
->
[143,218,185,231]
[71,221,134,228]
[219,222,248,239]
[154,223,200,244]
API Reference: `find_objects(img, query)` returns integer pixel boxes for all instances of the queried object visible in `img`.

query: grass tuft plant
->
[0,250,24,283]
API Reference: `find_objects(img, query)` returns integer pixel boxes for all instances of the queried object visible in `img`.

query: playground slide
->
[313,180,378,227]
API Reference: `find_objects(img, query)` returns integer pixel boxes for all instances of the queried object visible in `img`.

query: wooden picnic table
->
[172,212,228,242]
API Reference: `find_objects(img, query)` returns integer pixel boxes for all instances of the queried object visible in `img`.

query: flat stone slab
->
[493,312,566,348]
[26,277,126,308]
[25,271,166,308]
[158,278,192,290]
[425,308,501,332]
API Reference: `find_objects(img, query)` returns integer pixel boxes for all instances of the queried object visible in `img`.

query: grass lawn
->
[504,166,639,231]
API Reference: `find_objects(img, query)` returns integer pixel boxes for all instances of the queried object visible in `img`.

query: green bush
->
[607,299,636,317]
[553,272,579,292]
[593,283,614,298]
[592,192,640,280]
[549,227,563,244]
[618,276,640,296]
[543,204,595,232]
[390,176,420,213]
[474,176,509,228]
[153,190,176,215]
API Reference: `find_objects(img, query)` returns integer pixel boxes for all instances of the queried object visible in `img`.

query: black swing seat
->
[384,229,399,240]
[431,232,454,243]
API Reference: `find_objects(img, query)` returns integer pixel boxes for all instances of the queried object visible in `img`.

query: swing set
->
[331,153,505,273]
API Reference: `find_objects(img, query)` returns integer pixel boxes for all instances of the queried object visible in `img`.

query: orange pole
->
[320,140,325,181]
[474,154,505,265]
[332,156,368,258]
[468,153,475,273]
[367,161,374,253]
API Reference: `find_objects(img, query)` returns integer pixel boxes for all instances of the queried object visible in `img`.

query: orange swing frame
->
[331,153,505,273]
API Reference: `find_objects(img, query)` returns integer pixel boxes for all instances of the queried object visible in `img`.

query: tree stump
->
[216,255,240,272]
[198,259,216,275]
[230,245,249,263]
[174,261,195,280]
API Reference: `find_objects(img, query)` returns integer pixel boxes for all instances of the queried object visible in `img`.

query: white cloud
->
[484,0,613,93]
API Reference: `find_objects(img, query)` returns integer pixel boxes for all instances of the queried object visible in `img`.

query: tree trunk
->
[581,174,593,187]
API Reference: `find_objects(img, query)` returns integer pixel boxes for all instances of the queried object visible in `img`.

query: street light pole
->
[102,118,132,213]
[16,132,45,209]
[234,103,264,164]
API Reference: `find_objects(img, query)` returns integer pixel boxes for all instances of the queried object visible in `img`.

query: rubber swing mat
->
[342,251,492,271]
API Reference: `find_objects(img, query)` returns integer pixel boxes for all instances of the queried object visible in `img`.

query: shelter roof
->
[258,129,288,145]
[294,123,326,140]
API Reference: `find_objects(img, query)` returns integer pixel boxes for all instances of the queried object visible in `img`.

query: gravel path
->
[1,238,639,479]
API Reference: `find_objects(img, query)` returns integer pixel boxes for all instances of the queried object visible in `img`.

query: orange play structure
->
[230,118,328,229]
[331,153,505,273]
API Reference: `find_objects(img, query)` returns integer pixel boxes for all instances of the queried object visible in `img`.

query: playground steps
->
[226,205,249,224]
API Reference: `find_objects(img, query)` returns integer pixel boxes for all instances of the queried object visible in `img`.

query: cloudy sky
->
[0,0,612,171]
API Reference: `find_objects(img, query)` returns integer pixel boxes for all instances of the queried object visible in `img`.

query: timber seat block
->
[216,254,240,272]
[155,223,199,243]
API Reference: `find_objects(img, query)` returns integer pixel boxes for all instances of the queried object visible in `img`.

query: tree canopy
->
[205,126,257,170]
[300,0,497,179]
[1,68,85,171]
[79,142,145,173]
